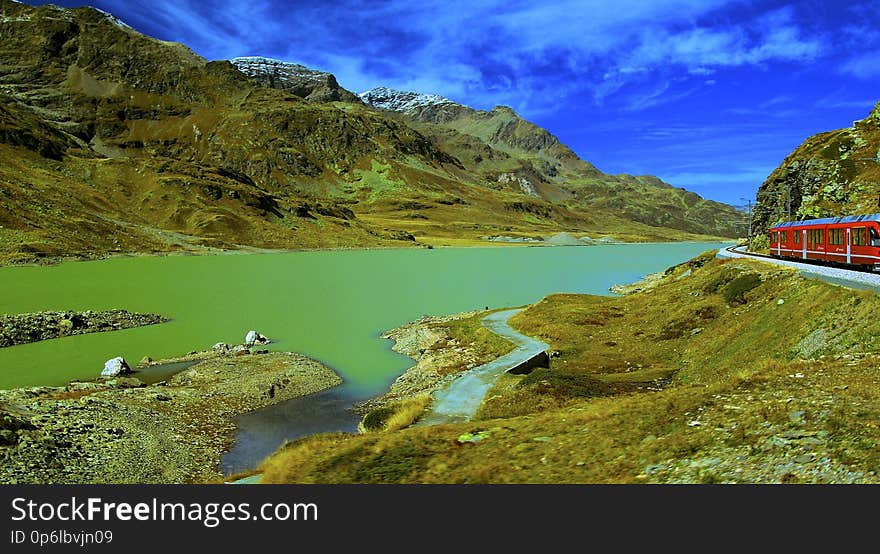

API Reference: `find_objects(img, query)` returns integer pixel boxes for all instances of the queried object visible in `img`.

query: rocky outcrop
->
[751,100,880,235]
[0,310,169,347]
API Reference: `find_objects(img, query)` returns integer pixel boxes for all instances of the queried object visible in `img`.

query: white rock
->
[101,356,131,377]
[244,330,269,346]
[212,342,230,352]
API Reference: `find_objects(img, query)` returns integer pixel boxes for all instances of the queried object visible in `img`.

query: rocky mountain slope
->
[360,87,742,235]
[752,101,880,234]
[0,0,739,265]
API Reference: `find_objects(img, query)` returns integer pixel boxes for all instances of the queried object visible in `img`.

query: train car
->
[769,214,880,271]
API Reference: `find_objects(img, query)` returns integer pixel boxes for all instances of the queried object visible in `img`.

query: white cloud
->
[106,0,831,116]
[840,51,880,79]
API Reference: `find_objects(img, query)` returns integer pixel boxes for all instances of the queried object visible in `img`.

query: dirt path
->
[416,308,548,426]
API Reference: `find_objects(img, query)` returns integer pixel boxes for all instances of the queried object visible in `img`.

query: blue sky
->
[27,0,880,206]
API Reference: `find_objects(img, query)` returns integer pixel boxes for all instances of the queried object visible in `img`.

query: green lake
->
[0,243,725,393]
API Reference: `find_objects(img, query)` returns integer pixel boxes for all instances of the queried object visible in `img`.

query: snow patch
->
[230,56,331,85]
[90,7,133,30]
[358,86,457,113]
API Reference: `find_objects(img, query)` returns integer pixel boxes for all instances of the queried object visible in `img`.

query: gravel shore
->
[0,350,341,484]
[0,310,168,348]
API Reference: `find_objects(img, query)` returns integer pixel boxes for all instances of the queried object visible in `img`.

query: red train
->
[769,215,880,271]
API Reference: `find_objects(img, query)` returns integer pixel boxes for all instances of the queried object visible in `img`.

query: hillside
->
[0,0,740,265]
[752,101,880,234]
[359,87,744,237]
[259,252,880,484]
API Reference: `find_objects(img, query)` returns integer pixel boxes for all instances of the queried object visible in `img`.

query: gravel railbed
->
[718,247,880,292]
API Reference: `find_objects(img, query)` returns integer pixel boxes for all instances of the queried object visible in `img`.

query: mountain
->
[0,0,740,265]
[359,86,743,235]
[752,101,880,234]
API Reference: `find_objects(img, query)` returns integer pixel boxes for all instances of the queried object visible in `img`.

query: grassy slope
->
[259,252,880,483]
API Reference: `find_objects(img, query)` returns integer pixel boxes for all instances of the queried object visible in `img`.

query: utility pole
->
[738,197,752,251]
[748,199,753,251]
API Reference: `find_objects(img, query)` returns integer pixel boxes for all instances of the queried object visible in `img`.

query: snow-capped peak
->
[358,86,457,113]
[230,56,332,83]
[91,7,133,30]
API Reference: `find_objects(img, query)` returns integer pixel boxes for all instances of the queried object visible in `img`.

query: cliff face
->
[752,101,880,234]
[0,0,740,264]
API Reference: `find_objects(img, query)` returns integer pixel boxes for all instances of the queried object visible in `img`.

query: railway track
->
[723,245,880,274]
[719,244,880,292]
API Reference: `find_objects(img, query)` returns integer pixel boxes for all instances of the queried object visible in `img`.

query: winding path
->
[415,308,548,426]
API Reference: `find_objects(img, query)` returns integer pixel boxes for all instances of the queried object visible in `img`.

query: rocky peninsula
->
[0,347,341,484]
[0,310,168,347]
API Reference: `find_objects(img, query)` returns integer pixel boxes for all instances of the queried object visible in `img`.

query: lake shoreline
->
[356,310,488,415]
[0,236,734,270]
[354,309,519,429]
[0,349,342,484]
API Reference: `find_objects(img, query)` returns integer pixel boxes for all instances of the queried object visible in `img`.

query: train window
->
[829,229,843,245]
[809,229,824,245]
[871,228,880,247]
[852,227,866,246]
[779,231,786,243]
[794,231,801,244]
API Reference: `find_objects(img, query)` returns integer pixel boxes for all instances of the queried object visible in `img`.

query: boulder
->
[244,330,270,346]
[101,356,131,377]
[212,342,231,353]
